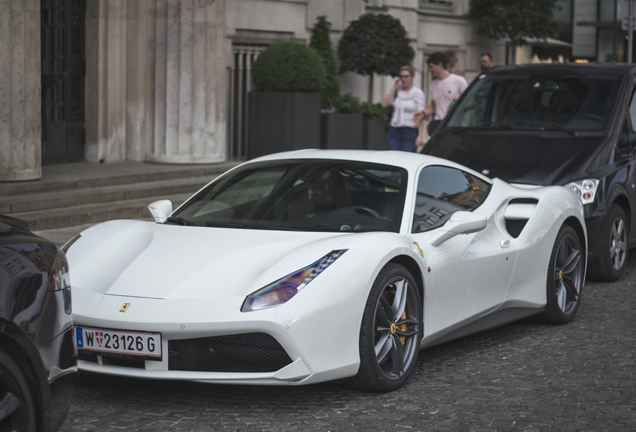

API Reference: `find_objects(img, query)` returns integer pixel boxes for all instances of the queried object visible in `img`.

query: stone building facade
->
[1,0,504,181]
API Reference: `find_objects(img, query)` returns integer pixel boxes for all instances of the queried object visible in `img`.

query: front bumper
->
[72,279,367,386]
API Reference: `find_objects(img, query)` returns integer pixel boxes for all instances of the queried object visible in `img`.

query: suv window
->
[446,73,621,132]
[412,166,490,233]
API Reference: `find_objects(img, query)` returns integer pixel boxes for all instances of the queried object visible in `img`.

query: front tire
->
[0,348,37,432]
[588,204,629,282]
[536,225,584,324]
[347,264,421,392]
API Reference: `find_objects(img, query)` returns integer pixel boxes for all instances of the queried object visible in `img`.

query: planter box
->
[364,119,388,150]
[320,113,364,150]
[248,92,321,159]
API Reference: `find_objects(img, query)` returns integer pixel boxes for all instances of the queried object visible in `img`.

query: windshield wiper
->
[537,122,579,136]
[165,216,198,226]
[205,221,305,231]
[507,121,578,136]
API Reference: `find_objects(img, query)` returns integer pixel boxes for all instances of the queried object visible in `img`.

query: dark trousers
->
[387,126,418,152]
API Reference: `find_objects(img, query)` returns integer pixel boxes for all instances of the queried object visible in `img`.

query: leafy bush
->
[333,94,393,121]
[252,42,326,92]
[360,102,392,121]
[334,93,362,114]
[310,16,341,109]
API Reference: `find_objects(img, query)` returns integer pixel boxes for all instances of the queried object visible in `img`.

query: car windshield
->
[446,72,622,132]
[171,159,407,233]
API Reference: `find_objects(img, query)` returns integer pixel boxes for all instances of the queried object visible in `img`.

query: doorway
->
[41,0,86,164]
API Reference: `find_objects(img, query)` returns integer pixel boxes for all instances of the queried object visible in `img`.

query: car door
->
[623,80,636,244]
[410,165,517,336]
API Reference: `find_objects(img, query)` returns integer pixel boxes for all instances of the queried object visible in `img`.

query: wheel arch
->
[563,216,587,266]
[0,321,49,432]
[612,194,631,230]
[386,255,424,318]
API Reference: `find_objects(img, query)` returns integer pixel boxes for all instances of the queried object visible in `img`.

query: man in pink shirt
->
[413,52,468,138]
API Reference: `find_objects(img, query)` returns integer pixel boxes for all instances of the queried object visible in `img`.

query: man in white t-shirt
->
[413,52,468,133]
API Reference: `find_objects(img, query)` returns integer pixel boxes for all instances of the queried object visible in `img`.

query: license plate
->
[75,326,162,359]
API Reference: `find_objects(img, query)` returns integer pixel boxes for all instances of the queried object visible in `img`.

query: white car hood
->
[67,220,356,300]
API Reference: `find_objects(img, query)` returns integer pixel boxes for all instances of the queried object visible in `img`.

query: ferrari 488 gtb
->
[66,150,586,392]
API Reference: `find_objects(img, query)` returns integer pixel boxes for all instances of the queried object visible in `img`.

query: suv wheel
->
[588,204,629,282]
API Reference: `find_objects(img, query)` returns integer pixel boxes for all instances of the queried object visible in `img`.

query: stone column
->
[0,0,41,181]
[85,0,128,163]
[149,0,227,163]
[85,0,227,164]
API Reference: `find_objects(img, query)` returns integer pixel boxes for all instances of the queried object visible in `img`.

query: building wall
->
[0,0,41,181]
[1,0,506,180]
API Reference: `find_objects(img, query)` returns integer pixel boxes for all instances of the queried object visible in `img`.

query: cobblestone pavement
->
[61,255,636,432]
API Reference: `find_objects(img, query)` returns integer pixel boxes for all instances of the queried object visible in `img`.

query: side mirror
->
[429,211,487,247]
[148,200,173,223]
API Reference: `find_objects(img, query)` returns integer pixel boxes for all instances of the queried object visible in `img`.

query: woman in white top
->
[381,65,426,152]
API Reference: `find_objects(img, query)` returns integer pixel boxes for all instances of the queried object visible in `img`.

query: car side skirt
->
[421,307,543,349]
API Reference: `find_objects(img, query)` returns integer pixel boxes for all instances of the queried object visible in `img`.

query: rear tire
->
[0,348,37,432]
[535,225,584,324]
[588,204,628,282]
[347,264,421,392]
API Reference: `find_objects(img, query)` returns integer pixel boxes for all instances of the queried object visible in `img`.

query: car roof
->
[485,63,636,76]
[248,149,492,183]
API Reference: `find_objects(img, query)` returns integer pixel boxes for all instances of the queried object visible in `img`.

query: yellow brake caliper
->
[398,311,407,345]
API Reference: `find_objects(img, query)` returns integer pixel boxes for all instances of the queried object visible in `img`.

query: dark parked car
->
[0,215,76,431]
[424,63,636,281]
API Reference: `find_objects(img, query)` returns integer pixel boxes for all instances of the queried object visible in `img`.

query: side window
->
[412,166,491,233]
[629,87,636,132]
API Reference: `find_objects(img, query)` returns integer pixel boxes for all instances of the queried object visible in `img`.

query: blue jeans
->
[387,126,418,152]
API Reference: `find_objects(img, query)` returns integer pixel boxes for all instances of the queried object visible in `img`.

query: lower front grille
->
[169,333,293,373]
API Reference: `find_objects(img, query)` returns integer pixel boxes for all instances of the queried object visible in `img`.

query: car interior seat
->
[287,171,353,221]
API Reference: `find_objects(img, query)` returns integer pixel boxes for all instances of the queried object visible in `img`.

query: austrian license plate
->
[75,326,162,359]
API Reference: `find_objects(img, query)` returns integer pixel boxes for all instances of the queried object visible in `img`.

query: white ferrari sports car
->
[66,150,586,392]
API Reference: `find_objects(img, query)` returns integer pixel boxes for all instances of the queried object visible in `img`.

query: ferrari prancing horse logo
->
[120,303,130,312]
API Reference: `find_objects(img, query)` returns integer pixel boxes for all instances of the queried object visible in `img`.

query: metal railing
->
[227,45,267,161]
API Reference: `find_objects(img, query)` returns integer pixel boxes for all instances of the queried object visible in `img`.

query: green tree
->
[309,16,341,109]
[469,0,560,64]
[338,13,414,103]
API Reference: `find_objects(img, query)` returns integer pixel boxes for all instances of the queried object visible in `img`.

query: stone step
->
[2,161,243,231]
[10,193,192,231]
[0,162,237,197]
[0,176,213,214]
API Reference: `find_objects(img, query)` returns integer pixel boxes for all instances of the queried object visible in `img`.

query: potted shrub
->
[248,42,326,159]
[309,16,363,150]
[321,93,364,150]
[361,102,392,150]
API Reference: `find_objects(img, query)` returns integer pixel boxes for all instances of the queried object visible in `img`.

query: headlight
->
[566,179,599,205]
[241,250,347,312]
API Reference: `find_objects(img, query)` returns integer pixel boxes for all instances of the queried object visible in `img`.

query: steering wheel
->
[352,206,381,218]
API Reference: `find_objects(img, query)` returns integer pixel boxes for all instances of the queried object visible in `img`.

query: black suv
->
[0,215,76,431]
[423,64,636,281]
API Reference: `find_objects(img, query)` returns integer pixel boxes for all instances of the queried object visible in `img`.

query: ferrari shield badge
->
[120,303,130,313]
[413,242,424,258]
